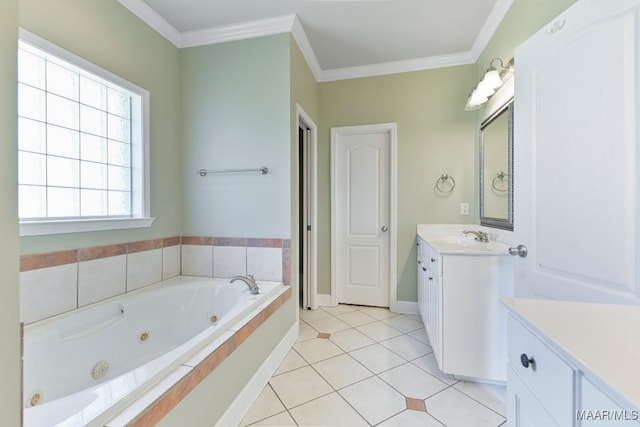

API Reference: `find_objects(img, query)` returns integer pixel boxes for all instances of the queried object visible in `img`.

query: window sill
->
[19,217,155,236]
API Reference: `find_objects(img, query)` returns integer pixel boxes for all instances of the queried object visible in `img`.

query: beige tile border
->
[126,286,292,426]
[20,250,78,272]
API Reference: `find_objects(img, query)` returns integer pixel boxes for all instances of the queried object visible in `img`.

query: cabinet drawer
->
[507,314,575,426]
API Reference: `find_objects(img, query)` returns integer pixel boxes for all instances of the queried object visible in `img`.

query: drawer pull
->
[520,353,535,369]
[430,258,436,263]
[422,267,427,272]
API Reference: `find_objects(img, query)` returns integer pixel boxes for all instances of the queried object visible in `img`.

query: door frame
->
[330,123,398,311]
[297,104,318,310]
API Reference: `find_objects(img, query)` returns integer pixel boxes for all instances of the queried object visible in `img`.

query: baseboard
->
[393,300,419,315]
[315,293,333,307]
[214,322,297,427]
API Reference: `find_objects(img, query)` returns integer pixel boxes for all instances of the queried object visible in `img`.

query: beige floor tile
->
[377,409,444,427]
[320,304,358,315]
[339,376,406,425]
[299,308,332,323]
[380,334,433,361]
[293,337,344,364]
[289,392,369,427]
[349,343,406,374]
[378,363,449,399]
[335,310,377,327]
[425,387,506,427]
[356,321,403,342]
[407,327,431,345]
[273,348,308,376]
[453,381,507,416]
[248,411,297,426]
[382,315,425,333]
[240,385,286,426]
[307,315,351,334]
[297,321,319,342]
[312,353,373,389]
[269,366,333,409]
[358,306,399,320]
[329,328,375,352]
[412,353,457,385]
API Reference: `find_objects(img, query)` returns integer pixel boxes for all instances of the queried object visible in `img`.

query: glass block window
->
[18,36,146,224]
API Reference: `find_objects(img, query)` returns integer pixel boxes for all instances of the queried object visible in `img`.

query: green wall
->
[290,36,320,298]
[19,0,183,254]
[0,0,21,423]
[318,66,477,301]
[180,34,291,239]
[316,0,577,303]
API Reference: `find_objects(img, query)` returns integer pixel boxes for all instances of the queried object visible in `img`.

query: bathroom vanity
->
[416,225,513,382]
[503,298,640,426]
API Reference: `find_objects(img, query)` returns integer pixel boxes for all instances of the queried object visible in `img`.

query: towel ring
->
[435,174,456,193]
[491,171,508,192]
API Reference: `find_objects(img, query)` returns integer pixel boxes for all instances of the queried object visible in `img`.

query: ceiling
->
[118,0,513,81]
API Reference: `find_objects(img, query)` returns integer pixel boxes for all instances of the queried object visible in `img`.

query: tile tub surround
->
[181,237,291,285]
[242,305,507,427]
[20,236,291,324]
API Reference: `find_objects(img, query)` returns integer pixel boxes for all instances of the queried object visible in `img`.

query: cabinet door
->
[428,273,443,367]
[507,366,560,427]
[514,0,640,303]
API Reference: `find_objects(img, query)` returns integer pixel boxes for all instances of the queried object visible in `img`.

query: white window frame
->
[18,29,154,236]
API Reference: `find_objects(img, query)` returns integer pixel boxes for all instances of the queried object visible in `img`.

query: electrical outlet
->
[460,202,469,215]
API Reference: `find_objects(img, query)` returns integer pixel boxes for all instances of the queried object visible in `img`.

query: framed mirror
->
[480,99,513,230]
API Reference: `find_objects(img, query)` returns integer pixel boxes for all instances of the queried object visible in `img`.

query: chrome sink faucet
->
[229,275,260,294]
[463,230,489,243]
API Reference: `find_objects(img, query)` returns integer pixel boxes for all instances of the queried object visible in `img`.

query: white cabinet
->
[504,300,640,427]
[416,236,511,381]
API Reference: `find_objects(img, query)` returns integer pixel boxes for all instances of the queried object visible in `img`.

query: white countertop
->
[417,224,511,256]
[502,298,640,411]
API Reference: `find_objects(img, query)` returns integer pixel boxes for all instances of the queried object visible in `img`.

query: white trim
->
[296,105,319,311]
[315,294,333,308]
[291,16,323,82]
[330,123,398,310]
[117,2,513,82]
[470,0,515,60]
[393,301,419,315]
[19,217,155,236]
[117,0,182,47]
[215,323,297,427]
[181,15,296,48]
[319,52,475,82]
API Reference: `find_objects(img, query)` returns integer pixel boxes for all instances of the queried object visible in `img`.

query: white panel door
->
[514,0,640,303]
[332,124,393,307]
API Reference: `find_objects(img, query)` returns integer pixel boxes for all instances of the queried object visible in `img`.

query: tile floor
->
[240,304,507,426]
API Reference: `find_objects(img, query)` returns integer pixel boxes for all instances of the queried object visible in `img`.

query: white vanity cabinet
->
[416,235,512,381]
[504,298,640,427]
[417,238,443,366]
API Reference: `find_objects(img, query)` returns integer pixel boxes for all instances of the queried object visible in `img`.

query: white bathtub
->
[23,276,283,427]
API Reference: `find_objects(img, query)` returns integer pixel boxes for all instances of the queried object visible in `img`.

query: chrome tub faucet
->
[229,275,260,294]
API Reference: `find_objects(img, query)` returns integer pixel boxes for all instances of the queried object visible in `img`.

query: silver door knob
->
[381,225,388,232]
[509,244,528,258]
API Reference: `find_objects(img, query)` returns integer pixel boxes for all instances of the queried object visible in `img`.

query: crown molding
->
[290,16,324,82]
[118,0,511,82]
[318,52,476,82]
[181,14,296,48]
[118,0,182,47]
[470,0,514,60]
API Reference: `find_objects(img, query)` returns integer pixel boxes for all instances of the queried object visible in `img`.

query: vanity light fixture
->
[465,58,514,111]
